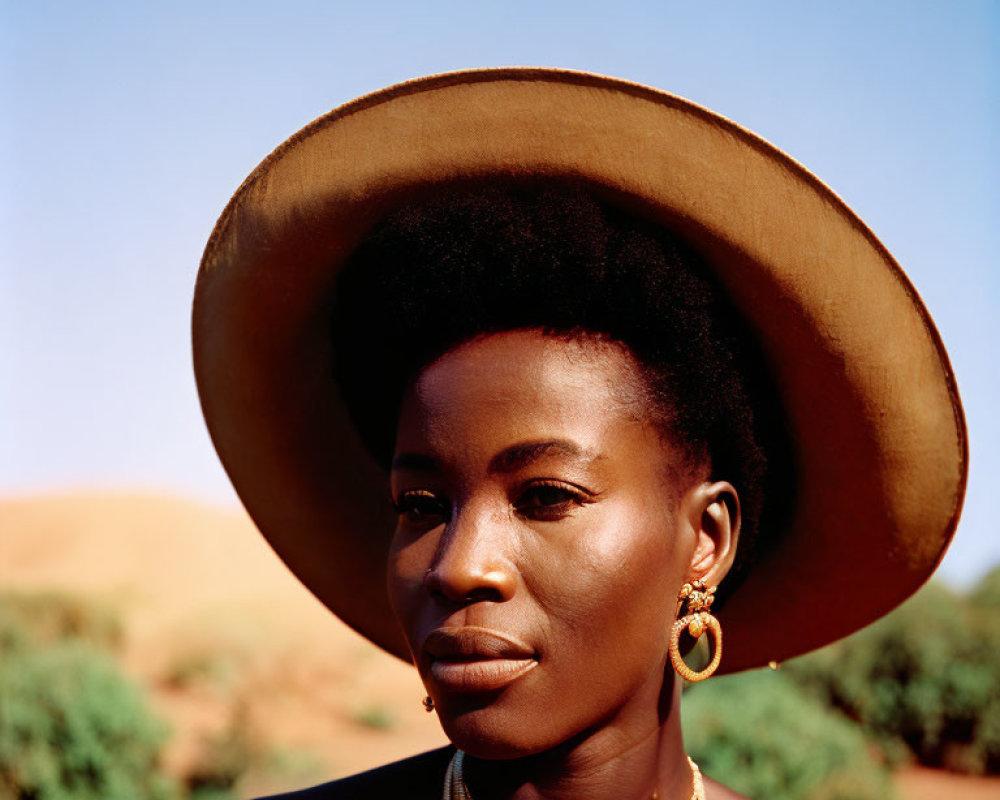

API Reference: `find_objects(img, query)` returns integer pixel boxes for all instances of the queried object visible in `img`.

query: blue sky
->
[2,0,997,584]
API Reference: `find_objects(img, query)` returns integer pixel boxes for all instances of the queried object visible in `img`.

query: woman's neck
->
[461,676,694,800]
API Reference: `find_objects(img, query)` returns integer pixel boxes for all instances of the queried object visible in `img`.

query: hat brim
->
[193,68,967,673]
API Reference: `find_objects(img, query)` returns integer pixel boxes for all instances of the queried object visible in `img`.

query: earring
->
[668,579,723,682]
[423,695,435,712]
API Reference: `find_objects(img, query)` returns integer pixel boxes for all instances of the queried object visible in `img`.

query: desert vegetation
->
[682,566,1000,800]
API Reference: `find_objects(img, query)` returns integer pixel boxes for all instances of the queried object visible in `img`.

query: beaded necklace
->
[443,749,706,800]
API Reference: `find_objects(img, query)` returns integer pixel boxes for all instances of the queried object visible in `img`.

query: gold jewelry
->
[687,756,705,800]
[444,750,705,800]
[423,695,435,712]
[668,579,723,683]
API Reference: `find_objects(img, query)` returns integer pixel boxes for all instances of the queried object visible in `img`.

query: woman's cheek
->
[386,533,434,622]
[528,524,660,618]
[550,509,681,630]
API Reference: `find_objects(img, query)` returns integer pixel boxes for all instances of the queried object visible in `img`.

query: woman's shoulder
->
[256,746,454,800]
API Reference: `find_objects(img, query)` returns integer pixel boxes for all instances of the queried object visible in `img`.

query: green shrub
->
[0,592,177,800]
[970,566,1000,609]
[682,671,894,800]
[0,639,177,800]
[352,705,397,731]
[0,592,122,656]
[785,581,1000,773]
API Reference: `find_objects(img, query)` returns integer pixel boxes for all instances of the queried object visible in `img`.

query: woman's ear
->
[686,481,741,586]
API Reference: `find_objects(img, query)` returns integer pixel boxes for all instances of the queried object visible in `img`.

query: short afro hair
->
[331,182,791,605]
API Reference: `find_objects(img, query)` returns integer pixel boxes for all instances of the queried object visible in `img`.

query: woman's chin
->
[438,704,556,760]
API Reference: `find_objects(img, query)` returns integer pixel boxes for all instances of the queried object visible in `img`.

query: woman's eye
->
[515,483,585,520]
[393,490,448,525]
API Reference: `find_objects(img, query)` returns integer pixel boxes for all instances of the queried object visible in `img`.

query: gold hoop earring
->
[669,579,722,682]
[423,695,435,712]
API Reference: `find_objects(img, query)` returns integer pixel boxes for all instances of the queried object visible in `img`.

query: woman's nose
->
[424,510,517,604]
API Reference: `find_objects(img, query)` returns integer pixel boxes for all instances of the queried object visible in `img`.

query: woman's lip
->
[423,626,536,660]
[430,656,538,692]
[423,626,539,692]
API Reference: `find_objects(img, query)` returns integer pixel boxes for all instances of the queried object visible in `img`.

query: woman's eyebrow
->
[488,440,603,474]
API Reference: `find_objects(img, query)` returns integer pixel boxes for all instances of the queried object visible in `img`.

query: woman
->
[192,70,967,800]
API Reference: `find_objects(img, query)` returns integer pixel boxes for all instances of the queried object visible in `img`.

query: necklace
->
[443,749,706,800]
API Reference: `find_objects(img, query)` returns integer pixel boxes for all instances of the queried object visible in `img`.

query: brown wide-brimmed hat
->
[193,68,967,674]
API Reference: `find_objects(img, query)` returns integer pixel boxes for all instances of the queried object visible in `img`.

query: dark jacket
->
[258,746,454,800]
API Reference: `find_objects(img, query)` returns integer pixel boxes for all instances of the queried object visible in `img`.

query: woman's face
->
[388,329,721,758]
